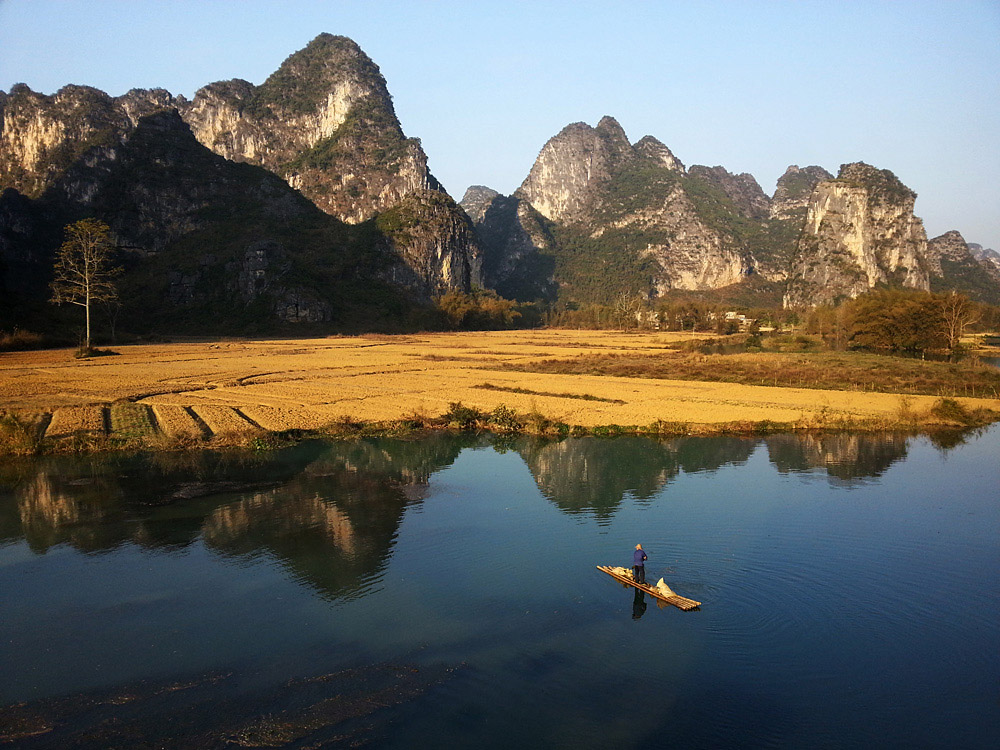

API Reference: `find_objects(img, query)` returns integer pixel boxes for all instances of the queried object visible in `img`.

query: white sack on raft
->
[655,578,677,597]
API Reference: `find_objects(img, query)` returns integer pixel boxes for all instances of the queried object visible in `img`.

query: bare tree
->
[940,291,980,350]
[614,291,643,331]
[50,219,119,349]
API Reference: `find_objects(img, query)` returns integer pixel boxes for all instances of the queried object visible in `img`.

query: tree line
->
[18,219,1000,353]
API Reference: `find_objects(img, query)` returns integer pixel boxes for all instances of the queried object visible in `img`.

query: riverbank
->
[1,330,998,454]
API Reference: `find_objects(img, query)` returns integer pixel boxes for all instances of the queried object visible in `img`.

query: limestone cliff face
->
[515,116,639,224]
[460,187,557,301]
[687,165,771,220]
[0,34,481,330]
[784,163,930,307]
[377,190,482,299]
[458,185,500,224]
[178,34,437,224]
[970,243,1000,275]
[603,182,752,293]
[172,33,475,292]
[0,84,130,199]
[926,231,1000,302]
[770,165,833,219]
[632,135,684,172]
[508,116,753,299]
[926,230,973,277]
[0,102,359,325]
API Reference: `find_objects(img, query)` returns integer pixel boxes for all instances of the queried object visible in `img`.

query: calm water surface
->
[1,428,999,748]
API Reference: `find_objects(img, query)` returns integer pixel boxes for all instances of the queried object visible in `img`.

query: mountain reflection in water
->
[0,434,472,601]
[516,436,757,521]
[0,430,924,595]
[2,428,997,748]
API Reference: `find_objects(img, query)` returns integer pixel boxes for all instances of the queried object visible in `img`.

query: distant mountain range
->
[2,33,997,335]
[463,117,1000,308]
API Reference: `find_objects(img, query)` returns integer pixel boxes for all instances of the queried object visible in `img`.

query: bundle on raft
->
[597,566,701,611]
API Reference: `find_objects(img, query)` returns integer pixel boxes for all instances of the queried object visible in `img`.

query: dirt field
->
[1,330,998,445]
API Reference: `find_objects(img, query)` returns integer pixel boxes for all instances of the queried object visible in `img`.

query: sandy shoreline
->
[1,330,997,448]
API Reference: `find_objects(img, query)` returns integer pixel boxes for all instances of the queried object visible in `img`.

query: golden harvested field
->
[1,329,998,445]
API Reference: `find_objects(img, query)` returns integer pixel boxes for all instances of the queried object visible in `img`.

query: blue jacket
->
[633,549,647,566]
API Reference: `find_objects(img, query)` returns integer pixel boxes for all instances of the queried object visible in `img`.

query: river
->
[1,427,998,748]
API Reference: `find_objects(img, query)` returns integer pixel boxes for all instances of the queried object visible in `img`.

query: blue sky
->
[2,0,998,249]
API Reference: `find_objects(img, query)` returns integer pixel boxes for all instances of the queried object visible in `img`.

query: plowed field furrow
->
[45,406,107,438]
[191,405,257,436]
[238,405,331,431]
[151,405,206,439]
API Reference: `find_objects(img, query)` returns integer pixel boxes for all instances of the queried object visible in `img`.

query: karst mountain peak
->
[2,37,998,336]
[465,114,998,307]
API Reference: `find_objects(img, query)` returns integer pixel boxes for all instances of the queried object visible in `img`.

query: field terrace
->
[1,330,997,447]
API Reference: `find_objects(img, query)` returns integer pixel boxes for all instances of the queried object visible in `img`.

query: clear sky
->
[2,0,998,249]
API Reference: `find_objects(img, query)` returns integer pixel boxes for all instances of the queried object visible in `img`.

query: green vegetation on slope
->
[247,33,389,118]
[283,95,413,174]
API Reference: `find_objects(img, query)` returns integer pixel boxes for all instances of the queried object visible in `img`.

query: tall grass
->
[0,411,43,455]
[0,330,46,352]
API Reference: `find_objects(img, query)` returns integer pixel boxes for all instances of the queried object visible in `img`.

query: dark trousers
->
[633,565,645,584]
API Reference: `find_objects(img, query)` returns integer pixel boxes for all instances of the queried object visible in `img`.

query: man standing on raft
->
[633,543,647,584]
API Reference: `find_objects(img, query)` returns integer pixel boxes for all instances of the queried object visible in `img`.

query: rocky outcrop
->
[970,243,1000,275]
[0,84,130,199]
[770,165,833,219]
[926,230,973,277]
[507,116,755,299]
[616,183,752,293]
[460,187,556,301]
[784,163,930,307]
[458,185,500,224]
[687,165,771,220]
[377,190,482,299]
[515,116,637,224]
[177,34,439,225]
[632,135,684,172]
[926,231,1000,303]
[0,34,483,330]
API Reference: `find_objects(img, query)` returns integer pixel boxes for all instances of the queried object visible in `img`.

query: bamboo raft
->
[597,566,701,611]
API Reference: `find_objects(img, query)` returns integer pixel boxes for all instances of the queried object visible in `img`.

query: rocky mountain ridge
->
[783,162,931,306]
[465,117,998,308]
[178,34,442,224]
[1,34,481,331]
[3,39,998,337]
[466,117,831,305]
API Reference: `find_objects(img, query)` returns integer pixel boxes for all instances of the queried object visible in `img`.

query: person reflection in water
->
[633,543,647,584]
[632,588,647,620]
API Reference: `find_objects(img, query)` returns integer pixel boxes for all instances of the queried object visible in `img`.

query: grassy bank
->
[2,396,995,457]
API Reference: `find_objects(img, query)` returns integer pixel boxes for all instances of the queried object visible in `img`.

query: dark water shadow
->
[0,661,460,749]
